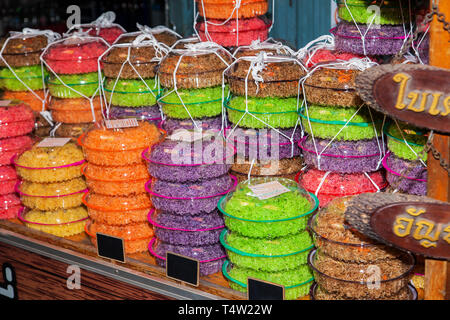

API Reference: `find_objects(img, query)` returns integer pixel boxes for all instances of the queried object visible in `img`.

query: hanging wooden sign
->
[371,202,450,260]
[355,64,450,133]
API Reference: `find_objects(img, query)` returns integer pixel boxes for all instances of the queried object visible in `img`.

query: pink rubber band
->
[298,136,381,159]
[15,180,89,198]
[382,152,427,182]
[145,175,237,200]
[148,237,227,263]
[147,208,225,232]
[18,207,89,226]
[11,154,85,170]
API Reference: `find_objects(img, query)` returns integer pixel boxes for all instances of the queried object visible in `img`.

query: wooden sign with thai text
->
[371,202,450,260]
[356,64,450,133]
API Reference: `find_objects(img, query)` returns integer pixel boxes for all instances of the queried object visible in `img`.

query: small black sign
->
[96,233,125,263]
[0,263,18,300]
[166,252,199,287]
[247,278,285,300]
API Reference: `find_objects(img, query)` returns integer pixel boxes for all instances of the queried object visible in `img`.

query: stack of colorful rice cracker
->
[101,34,168,125]
[145,130,236,276]
[66,11,126,45]
[42,33,109,139]
[0,101,34,219]
[308,196,417,300]
[298,50,387,207]
[13,140,88,237]
[382,121,427,195]
[333,0,428,63]
[219,177,318,299]
[195,0,271,48]
[232,38,296,59]
[157,42,233,134]
[224,52,305,183]
[79,120,161,255]
[114,24,182,48]
[0,29,59,137]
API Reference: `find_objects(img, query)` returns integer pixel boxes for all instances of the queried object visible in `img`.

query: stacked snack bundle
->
[157,41,233,134]
[13,140,88,236]
[219,177,318,299]
[308,197,417,300]
[42,32,109,139]
[0,101,35,219]
[224,52,305,183]
[0,28,61,137]
[79,120,161,254]
[115,23,182,47]
[195,0,272,48]
[145,130,236,276]
[382,121,427,195]
[297,48,387,207]
[100,34,168,125]
[66,11,126,45]
[333,0,428,62]
[232,38,296,58]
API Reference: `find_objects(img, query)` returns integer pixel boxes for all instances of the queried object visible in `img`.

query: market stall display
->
[219,177,317,299]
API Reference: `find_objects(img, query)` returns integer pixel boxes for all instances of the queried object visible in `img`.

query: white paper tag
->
[105,118,139,129]
[37,137,71,148]
[0,100,11,107]
[248,181,291,200]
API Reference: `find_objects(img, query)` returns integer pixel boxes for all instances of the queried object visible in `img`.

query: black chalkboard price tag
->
[96,233,126,263]
[166,252,199,287]
[247,278,285,300]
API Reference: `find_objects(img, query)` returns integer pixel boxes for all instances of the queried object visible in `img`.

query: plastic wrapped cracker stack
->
[144,130,236,276]
[219,177,318,299]
[297,45,387,207]
[0,101,36,219]
[307,196,417,300]
[79,120,161,254]
[382,121,428,196]
[157,41,233,134]
[224,51,305,181]
[114,23,182,47]
[100,33,170,125]
[194,0,272,48]
[41,31,109,139]
[0,28,61,136]
[12,139,89,236]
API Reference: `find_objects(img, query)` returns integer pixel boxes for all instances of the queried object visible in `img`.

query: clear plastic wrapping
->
[49,97,103,123]
[0,165,18,195]
[384,122,427,162]
[54,122,93,139]
[231,156,303,176]
[0,135,34,166]
[0,102,35,138]
[0,34,49,67]
[104,78,158,107]
[47,72,100,98]
[219,177,318,238]
[0,193,23,219]
[196,0,269,19]
[2,90,48,112]
[0,65,47,91]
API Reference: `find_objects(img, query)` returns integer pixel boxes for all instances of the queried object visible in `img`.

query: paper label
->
[248,181,291,200]
[0,100,11,107]
[105,118,138,129]
[37,138,71,148]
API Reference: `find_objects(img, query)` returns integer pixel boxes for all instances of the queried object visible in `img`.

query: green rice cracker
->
[0,65,47,91]
[158,86,227,119]
[300,104,382,141]
[226,95,301,129]
[219,177,318,238]
[104,77,158,107]
[221,229,313,272]
[337,0,410,25]
[223,260,314,300]
[48,72,100,98]
[385,121,428,162]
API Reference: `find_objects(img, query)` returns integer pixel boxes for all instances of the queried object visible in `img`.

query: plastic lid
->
[148,237,226,263]
[82,192,152,212]
[0,135,33,152]
[0,102,34,124]
[218,177,318,223]
[43,37,109,62]
[17,178,88,198]
[82,162,149,182]
[142,130,236,167]
[148,208,225,232]
[19,207,88,226]
[14,141,85,170]
[47,72,99,86]
[79,120,162,152]
[0,165,18,181]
